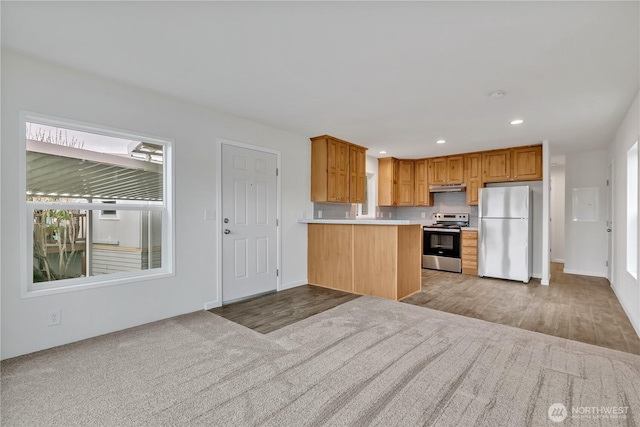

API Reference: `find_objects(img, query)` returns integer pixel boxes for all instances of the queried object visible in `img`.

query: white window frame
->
[627,141,638,280]
[20,111,175,298]
[357,172,376,219]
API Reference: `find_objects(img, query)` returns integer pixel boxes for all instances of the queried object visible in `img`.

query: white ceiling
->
[2,2,638,159]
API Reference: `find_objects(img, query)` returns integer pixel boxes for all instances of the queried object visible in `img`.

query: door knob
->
[224,229,231,234]
[607,228,612,232]
[223,218,229,223]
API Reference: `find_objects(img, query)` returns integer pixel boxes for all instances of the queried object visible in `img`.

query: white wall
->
[609,92,640,336]
[0,51,312,359]
[365,154,378,177]
[550,165,565,262]
[564,150,608,277]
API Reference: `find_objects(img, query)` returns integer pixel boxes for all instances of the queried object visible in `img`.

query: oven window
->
[424,230,461,258]
[430,234,454,251]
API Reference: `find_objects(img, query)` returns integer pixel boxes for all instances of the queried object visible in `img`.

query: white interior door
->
[221,144,277,303]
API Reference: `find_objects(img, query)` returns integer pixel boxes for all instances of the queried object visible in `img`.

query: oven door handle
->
[423,228,461,233]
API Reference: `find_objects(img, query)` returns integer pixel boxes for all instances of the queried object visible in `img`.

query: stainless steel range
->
[422,213,469,273]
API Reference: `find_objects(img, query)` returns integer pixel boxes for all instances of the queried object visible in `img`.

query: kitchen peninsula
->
[299,219,422,301]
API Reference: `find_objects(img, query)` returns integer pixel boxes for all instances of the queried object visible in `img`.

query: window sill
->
[22,270,175,298]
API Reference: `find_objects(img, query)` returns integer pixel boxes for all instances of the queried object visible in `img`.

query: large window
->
[628,141,638,279]
[22,113,173,295]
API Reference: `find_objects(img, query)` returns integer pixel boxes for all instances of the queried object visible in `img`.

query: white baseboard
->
[551,258,565,263]
[562,268,607,278]
[280,280,307,291]
[204,300,220,310]
[611,284,640,338]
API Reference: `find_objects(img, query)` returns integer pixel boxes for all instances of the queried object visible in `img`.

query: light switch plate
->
[204,209,216,221]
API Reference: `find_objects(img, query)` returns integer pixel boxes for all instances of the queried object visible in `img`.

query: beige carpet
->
[2,297,640,426]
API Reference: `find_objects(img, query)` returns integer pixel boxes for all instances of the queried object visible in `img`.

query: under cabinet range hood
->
[429,183,467,193]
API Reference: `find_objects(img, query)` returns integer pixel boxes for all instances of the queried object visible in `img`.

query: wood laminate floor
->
[208,285,360,334]
[210,263,640,355]
[402,262,640,355]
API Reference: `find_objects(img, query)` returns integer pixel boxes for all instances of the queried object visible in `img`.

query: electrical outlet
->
[421,212,426,218]
[388,212,392,218]
[48,309,61,326]
[345,212,349,219]
[318,210,323,219]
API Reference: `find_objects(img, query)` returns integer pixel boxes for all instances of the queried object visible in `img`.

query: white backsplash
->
[313,192,478,226]
[313,202,356,219]
[386,192,479,226]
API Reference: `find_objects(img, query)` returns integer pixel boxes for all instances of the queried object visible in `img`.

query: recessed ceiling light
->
[489,90,506,99]
[379,151,387,154]
[436,140,446,144]
[510,119,524,125]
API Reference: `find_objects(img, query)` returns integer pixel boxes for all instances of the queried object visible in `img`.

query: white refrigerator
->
[478,186,532,283]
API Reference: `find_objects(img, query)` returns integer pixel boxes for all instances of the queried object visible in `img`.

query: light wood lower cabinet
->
[461,230,478,275]
[307,224,354,292]
[307,223,421,300]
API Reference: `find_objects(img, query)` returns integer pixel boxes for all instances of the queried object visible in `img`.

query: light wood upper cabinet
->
[397,160,415,206]
[428,155,464,185]
[465,153,482,205]
[313,138,540,205]
[512,145,542,181]
[429,157,448,185]
[380,158,434,207]
[482,145,542,183]
[414,159,433,206]
[378,157,399,206]
[311,135,366,203]
[482,149,511,182]
[448,155,465,183]
[327,138,349,202]
[349,145,367,203]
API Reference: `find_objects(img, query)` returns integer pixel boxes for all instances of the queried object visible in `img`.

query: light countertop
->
[298,219,478,230]
[298,219,427,225]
